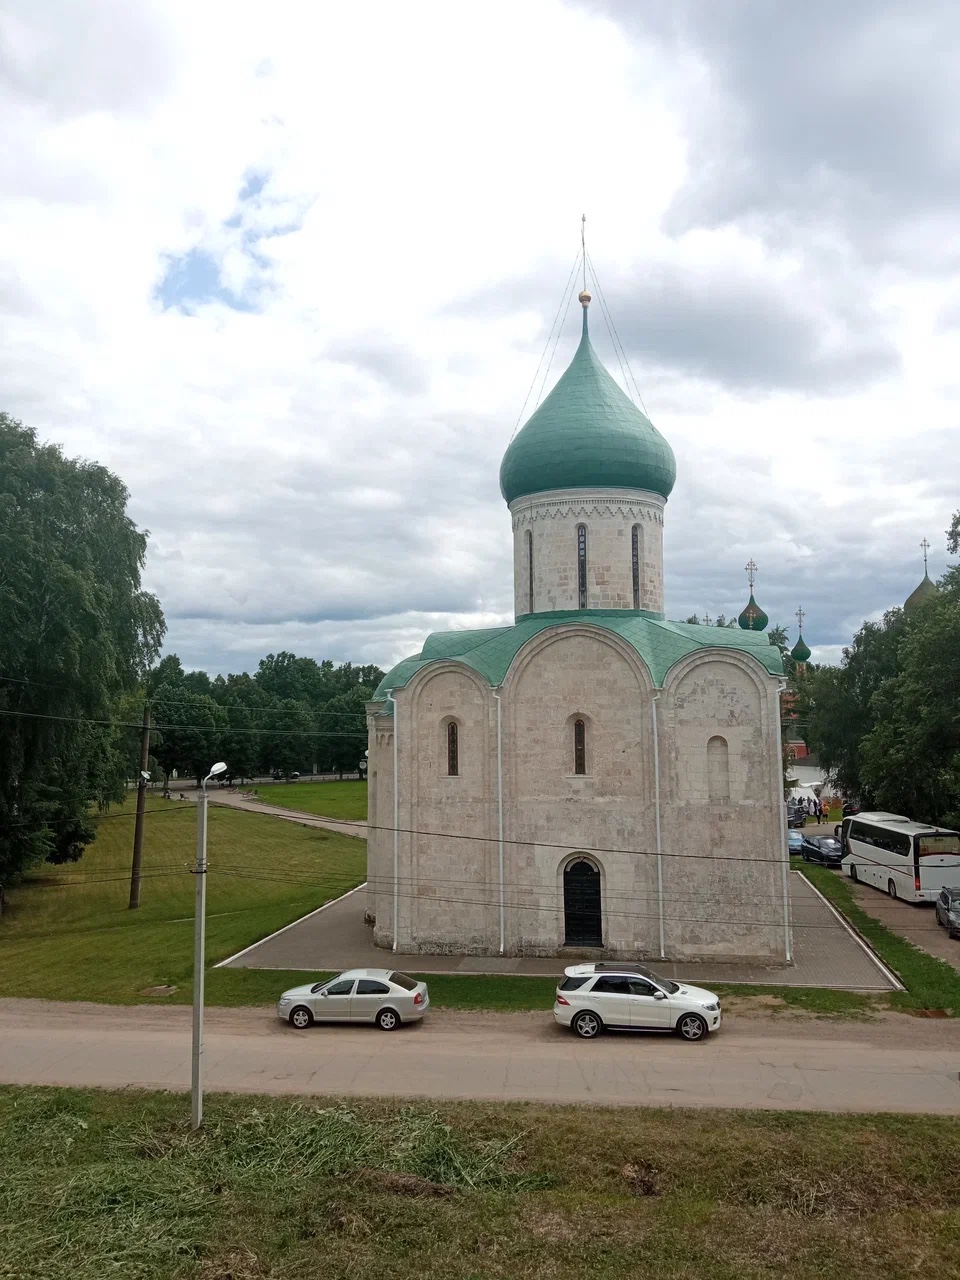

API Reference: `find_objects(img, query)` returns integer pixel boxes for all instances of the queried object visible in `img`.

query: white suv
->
[554,963,722,1041]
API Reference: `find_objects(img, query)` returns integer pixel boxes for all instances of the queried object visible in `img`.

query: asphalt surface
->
[3,1000,960,1114]
[219,872,900,990]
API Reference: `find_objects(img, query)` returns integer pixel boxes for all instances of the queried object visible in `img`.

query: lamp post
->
[191,760,227,1129]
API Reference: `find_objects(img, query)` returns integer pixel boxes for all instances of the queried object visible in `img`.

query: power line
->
[210,867,945,936]
[0,708,367,738]
[0,674,373,725]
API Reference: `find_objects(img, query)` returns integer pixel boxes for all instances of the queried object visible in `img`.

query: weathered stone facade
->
[366,633,787,962]
[510,487,665,615]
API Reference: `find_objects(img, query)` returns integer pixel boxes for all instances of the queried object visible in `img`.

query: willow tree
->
[0,414,165,881]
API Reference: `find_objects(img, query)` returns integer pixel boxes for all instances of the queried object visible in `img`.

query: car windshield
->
[630,964,680,995]
[820,839,840,851]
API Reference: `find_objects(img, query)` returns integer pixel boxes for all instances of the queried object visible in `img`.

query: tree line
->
[0,412,381,887]
[146,651,382,788]
[796,515,960,828]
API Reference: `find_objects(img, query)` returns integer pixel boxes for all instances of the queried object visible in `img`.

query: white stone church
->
[366,292,789,963]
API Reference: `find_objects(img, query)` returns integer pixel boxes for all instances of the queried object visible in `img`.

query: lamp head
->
[209,762,227,778]
[140,770,151,782]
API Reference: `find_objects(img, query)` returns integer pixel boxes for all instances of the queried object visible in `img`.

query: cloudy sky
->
[3,0,958,675]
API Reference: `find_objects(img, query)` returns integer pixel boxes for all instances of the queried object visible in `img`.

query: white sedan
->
[277,968,429,1031]
[554,963,722,1041]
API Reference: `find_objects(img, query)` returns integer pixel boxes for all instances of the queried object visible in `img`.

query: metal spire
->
[581,214,586,293]
[795,605,805,631]
[745,559,758,591]
[921,537,931,575]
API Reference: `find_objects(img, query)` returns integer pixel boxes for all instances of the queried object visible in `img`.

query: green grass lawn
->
[0,799,366,1004]
[252,779,367,821]
[5,1086,960,1280]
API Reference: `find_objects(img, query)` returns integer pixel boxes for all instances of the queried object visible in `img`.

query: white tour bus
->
[841,811,960,902]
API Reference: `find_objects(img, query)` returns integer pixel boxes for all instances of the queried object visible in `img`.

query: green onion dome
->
[738,593,769,632]
[790,634,811,663]
[904,573,937,611]
[500,301,676,505]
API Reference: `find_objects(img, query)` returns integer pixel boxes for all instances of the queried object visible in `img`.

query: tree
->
[265,699,315,777]
[220,701,258,782]
[151,684,224,787]
[0,414,164,881]
[316,685,372,778]
[768,624,788,655]
[797,606,908,804]
[860,591,960,826]
[947,510,960,557]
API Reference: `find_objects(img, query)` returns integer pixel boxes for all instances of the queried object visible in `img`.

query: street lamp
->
[191,760,227,1129]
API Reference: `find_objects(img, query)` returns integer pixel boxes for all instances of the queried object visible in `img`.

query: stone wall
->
[366,631,788,963]
[509,487,665,616]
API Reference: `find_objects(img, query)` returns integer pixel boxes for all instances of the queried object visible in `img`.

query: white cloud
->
[1,0,958,676]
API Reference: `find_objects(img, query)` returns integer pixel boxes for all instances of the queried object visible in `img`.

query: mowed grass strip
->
[0,799,365,1004]
[252,779,367,822]
[4,1086,960,1280]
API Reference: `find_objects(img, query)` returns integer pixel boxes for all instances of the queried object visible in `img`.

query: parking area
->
[849,878,960,975]
[219,873,901,992]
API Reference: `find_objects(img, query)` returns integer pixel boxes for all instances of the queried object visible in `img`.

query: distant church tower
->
[905,538,937,610]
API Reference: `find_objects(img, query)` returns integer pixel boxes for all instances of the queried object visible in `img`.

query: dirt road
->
[3,1000,960,1113]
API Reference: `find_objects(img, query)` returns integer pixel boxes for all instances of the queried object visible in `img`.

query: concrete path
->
[2,1000,959,1113]
[219,872,901,992]
[198,789,367,841]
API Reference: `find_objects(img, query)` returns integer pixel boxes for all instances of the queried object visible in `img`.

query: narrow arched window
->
[577,524,587,609]
[574,718,586,775]
[707,735,730,801]
[631,524,642,609]
[447,722,459,776]
[526,529,534,614]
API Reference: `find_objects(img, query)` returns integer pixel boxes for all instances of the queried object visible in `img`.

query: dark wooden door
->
[564,859,602,946]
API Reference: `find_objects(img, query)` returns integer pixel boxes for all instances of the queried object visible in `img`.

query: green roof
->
[372,611,783,704]
[499,306,676,505]
[738,593,769,631]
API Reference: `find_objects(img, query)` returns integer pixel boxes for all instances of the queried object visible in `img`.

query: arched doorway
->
[563,859,602,947]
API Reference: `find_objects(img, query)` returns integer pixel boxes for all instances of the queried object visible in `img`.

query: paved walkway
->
[198,789,366,841]
[220,872,900,991]
[2,1001,958,1113]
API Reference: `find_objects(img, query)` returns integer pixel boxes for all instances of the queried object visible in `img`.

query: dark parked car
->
[787,803,807,829]
[800,835,844,867]
[935,888,960,938]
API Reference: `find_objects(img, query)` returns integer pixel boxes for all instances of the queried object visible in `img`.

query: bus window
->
[916,833,960,858]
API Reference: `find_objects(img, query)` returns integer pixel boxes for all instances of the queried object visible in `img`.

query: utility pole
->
[192,760,227,1129]
[128,702,151,909]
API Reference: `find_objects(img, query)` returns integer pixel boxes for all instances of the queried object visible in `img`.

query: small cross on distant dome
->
[921,537,931,573]
[795,605,805,629]
[745,559,758,590]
